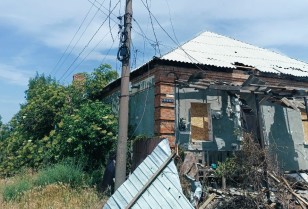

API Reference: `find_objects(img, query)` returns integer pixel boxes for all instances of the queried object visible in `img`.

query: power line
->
[62,23,117,80]
[50,1,96,76]
[164,0,181,46]
[88,0,166,67]
[132,21,174,51]
[108,0,115,42]
[55,0,107,77]
[139,0,208,72]
[132,19,154,44]
[144,0,161,56]
[87,0,118,21]
[59,0,121,81]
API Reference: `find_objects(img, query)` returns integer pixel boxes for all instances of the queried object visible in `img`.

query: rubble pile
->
[186,169,308,209]
[178,135,308,209]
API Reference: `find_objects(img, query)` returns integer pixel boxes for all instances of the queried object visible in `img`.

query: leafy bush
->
[0,64,118,176]
[87,166,105,188]
[52,101,117,171]
[214,157,237,178]
[35,162,85,188]
[3,179,32,201]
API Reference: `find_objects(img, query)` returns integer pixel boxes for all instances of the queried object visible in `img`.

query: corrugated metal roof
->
[161,31,308,77]
[103,139,194,209]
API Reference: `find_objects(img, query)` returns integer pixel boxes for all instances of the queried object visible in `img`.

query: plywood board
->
[191,103,209,141]
[301,112,308,143]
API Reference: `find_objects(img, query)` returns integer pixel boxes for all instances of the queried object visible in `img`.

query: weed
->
[2,179,32,201]
[35,162,84,188]
[1,183,104,209]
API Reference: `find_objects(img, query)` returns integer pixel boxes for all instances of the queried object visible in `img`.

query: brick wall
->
[153,67,177,147]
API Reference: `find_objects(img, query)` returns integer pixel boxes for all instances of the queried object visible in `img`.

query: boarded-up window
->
[301,111,308,144]
[191,103,211,141]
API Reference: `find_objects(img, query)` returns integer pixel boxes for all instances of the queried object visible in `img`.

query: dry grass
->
[0,179,108,209]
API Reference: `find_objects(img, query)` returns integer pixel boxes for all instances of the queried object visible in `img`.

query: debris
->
[280,175,308,208]
[180,152,198,178]
[268,172,280,183]
[199,193,216,209]
[185,174,202,207]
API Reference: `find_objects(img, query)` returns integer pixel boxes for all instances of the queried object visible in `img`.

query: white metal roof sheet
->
[103,139,194,209]
[161,32,308,77]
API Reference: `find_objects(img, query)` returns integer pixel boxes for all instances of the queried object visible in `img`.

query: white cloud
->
[0,64,33,86]
[0,0,120,55]
[0,0,307,67]
[132,0,308,48]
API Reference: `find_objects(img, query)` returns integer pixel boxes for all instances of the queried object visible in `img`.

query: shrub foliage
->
[0,64,118,176]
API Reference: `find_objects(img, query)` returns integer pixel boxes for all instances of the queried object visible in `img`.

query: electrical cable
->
[132,18,155,45]
[49,0,96,76]
[88,0,118,21]
[145,0,161,56]
[132,24,174,53]
[55,0,107,77]
[89,0,209,74]
[139,0,208,72]
[62,23,117,80]
[130,40,136,68]
[132,17,174,68]
[59,0,121,81]
[87,0,171,68]
[108,0,115,42]
[164,0,181,46]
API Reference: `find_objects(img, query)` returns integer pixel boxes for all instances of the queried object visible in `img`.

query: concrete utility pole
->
[115,0,133,191]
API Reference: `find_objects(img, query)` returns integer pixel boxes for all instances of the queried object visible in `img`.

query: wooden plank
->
[191,103,209,141]
[280,176,308,208]
[301,112,308,144]
[199,194,216,209]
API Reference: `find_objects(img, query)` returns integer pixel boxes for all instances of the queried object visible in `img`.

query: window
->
[301,111,308,144]
[190,103,212,141]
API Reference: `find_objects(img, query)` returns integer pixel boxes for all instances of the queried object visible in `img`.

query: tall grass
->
[1,183,104,209]
[0,161,108,209]
[35,162,85,188]
[2,179,32,201]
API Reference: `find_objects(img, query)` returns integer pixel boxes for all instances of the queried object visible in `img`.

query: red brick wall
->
[153,67,177,148]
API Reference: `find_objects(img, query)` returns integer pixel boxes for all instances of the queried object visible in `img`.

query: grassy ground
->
[0,166,109,209]
[0,178,107,209]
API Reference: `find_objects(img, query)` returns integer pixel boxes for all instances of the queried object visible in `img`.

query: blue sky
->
[0,0,308,123]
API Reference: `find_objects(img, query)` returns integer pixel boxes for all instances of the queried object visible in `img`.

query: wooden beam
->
[280,176,308,208]
[199,194,216,209]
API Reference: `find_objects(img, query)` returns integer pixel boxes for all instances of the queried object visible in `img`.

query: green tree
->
[0,65,119,175]
[86,64,118,99]
[51,101,117,170]
[17,74,67,140]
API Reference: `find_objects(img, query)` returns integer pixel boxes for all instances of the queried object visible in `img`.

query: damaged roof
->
[161,31,308,77]
[103,139,194,209]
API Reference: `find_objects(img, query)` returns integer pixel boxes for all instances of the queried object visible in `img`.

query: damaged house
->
[102,31,308,171]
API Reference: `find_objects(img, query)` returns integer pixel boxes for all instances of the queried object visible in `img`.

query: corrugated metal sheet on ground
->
[161,31,308,77]
[103,139,194,209]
